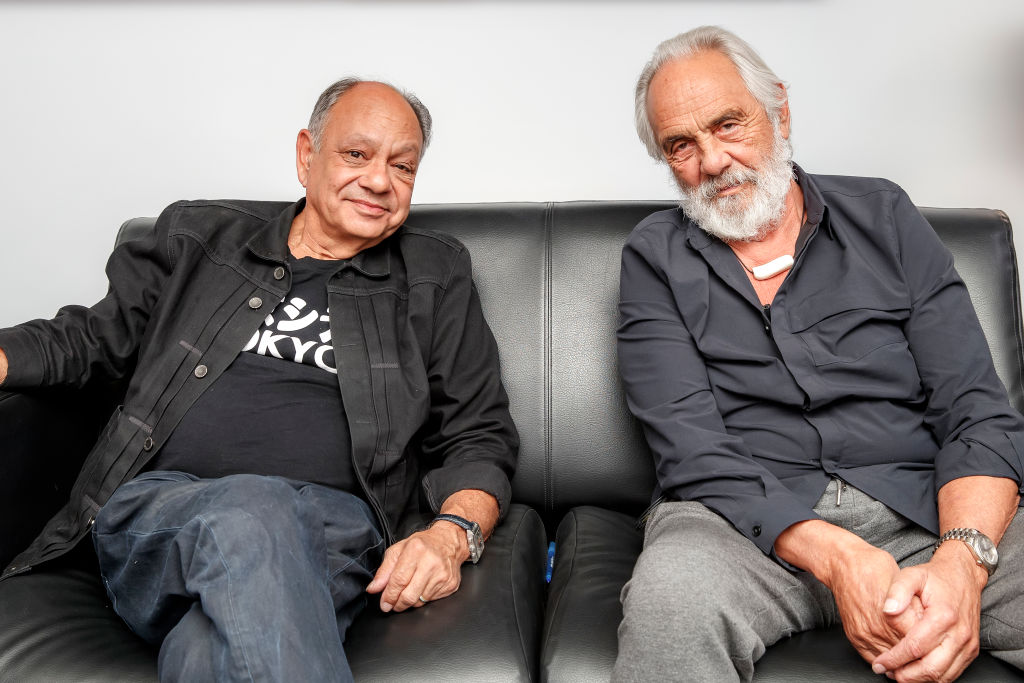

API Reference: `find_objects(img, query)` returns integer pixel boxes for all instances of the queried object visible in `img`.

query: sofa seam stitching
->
[544,202,554,513]
[999,211,1024,408]
[507,509,534,679]
[541,509,577,680]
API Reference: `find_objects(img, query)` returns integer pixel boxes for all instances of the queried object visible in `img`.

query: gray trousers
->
[614,480,1024,682]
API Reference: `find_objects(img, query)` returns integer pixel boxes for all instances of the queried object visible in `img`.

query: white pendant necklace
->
[741,254,795,280]
[736,205,804,280]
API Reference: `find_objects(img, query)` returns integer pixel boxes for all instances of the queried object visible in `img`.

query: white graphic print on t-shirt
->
[241,296,336,374]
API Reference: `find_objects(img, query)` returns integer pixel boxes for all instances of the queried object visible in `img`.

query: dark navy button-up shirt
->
[618,166,1024,556]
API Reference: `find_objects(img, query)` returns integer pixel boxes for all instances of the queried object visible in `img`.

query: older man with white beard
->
[615,26,1024,683]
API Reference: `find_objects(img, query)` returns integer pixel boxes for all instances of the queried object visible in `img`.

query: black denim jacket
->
[0,199,518,578]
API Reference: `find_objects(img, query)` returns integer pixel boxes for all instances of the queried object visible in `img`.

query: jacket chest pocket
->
[789,288,911,367]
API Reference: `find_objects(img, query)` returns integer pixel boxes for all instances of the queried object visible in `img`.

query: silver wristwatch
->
[431,514,484,564]
[934,528,998,576]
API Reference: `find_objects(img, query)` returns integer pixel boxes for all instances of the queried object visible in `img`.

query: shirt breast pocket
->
[789,288,911,367]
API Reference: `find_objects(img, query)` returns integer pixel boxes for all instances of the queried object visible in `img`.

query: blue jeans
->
[92,471,384,682]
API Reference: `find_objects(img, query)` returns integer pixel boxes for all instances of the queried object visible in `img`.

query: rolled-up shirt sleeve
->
[891,189,1024,495]
[618,230,817,554]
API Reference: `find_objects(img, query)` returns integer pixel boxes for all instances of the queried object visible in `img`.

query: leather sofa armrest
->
[542,506,642,682]
[543,506,1024,683]
[346,503,548,681]
[0,388,115,567]
[0,502,547,683]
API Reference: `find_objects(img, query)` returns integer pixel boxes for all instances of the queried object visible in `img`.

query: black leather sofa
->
[1,201,1022,682]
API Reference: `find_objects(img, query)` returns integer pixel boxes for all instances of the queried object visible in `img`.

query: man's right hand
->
[822,537,925,661]
[776,519,924,662]
[0,347,7,385]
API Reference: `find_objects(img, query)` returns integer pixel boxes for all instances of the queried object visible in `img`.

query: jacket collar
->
[247,197,393,278]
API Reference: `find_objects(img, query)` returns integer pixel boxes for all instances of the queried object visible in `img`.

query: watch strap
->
[434,513,474,531]
[431,514,484,564]
[935,527,996,576]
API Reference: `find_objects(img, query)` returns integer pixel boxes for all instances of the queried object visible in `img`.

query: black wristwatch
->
[431,514,484,564]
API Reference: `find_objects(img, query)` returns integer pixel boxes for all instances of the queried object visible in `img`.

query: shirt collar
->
[793,163,835,240]
[247,197,393,278]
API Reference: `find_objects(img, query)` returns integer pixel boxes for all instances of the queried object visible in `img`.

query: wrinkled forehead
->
[649,50,758,116]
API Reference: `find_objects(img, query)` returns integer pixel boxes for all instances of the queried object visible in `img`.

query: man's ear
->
[295,129,314,187]
[776,83,792,139]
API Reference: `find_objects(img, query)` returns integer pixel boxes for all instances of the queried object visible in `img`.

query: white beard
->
[676,126,794,242]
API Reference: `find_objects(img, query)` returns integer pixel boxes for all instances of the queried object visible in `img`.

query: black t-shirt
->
[147,255,358,493]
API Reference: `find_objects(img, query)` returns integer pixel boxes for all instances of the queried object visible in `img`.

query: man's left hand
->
[870,547,987,682]
[366,521,468,612]
[366,488,499,613]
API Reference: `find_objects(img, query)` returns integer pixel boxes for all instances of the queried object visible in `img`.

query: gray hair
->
[634,26,787,159]
[307,77,433,156]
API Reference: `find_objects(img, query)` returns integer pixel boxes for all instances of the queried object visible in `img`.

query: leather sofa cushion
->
[0,505,547,682]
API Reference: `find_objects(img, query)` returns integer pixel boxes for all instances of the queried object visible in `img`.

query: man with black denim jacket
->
[0,78,517,682]
[615,26,1023,682]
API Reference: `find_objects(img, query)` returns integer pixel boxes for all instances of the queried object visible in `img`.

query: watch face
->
[975,535,999,566]
[464,522,484,563]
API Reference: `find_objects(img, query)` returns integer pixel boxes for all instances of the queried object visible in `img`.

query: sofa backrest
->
[921,208,1024,413]
[405,202,670,526]
[117,202,1024,528]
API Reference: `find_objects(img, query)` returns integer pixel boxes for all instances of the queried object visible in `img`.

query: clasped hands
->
[826,541,986,683]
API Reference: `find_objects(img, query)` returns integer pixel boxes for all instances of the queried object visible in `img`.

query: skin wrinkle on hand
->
[365,488,499,613]
[870,476,1020,680]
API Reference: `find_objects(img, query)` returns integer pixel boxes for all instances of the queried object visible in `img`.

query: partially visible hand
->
[825,543,925,662]
[870,547,986,682]
[365,522,468,613]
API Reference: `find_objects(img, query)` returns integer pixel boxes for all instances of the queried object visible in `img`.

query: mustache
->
[695,167,759,201]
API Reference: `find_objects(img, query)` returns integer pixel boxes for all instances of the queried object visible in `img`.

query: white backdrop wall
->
[1,1,1022,328]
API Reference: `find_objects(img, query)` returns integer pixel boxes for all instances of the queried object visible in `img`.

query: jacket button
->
[248,297,263,309]
[194,364,208,378]
[143,436,154,451]
[752,525,762,537]
[273,267,286,280]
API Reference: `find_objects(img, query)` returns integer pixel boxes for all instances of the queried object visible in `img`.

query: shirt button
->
[143,436,154,451]
[752,525,762,537]
[194,364,208,378]
[273,266,286,280]
[248,297,263,309]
